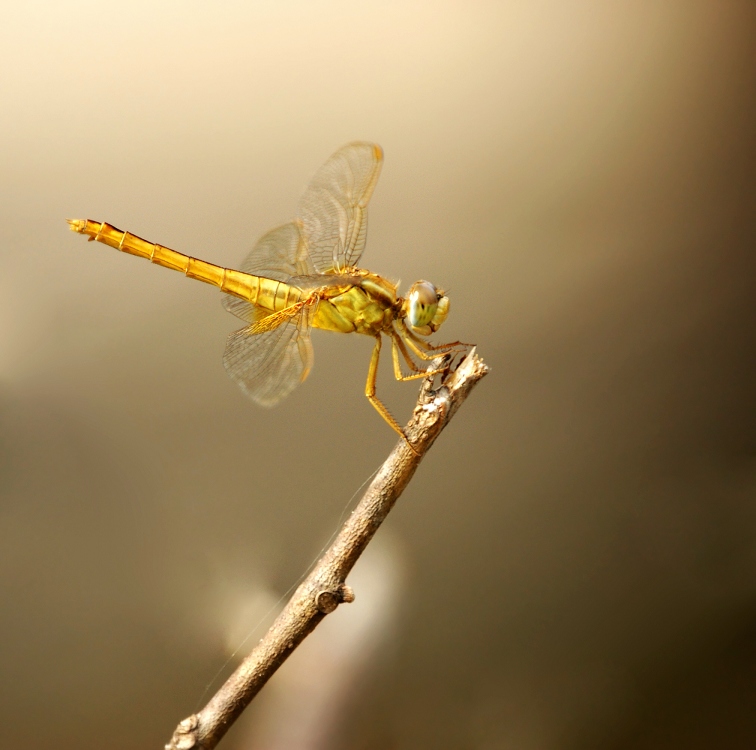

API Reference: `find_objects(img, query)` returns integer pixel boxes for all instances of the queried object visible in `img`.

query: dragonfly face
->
[69,142,468,448]
[404,280,450,336]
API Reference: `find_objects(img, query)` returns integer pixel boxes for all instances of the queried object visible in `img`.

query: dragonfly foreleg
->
[396,319,470,361]
[366,336,419,454]
[390,331,446,382]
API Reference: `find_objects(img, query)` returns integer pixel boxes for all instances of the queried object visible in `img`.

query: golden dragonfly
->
[69,142,466,448]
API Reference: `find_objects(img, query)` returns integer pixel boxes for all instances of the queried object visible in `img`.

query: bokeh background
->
[1,1,755,748]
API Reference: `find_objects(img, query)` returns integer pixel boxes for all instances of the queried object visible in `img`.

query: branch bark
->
[166,349,489,750]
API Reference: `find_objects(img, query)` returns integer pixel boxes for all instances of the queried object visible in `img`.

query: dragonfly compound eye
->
[408,280,439,330]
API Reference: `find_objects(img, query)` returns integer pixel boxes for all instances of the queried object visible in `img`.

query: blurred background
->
[1,1,755,748]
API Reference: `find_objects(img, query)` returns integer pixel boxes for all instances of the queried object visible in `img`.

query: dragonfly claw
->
[402,433,421,456]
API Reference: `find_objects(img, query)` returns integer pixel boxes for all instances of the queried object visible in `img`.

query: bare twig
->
[166,349,489,750]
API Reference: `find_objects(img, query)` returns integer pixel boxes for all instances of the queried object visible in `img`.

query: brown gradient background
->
[1,2,755,748]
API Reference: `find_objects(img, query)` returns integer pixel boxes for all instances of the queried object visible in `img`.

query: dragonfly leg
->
[390,330,446,382]
[366,336,419,454]
[397,319,470,361]
[402,331,462,362]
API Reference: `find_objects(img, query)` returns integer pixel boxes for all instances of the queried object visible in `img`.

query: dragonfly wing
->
[222,294,268,324]
[298,142,383,273]
[237,220,316,281]
[223,221,319,323]
[222,303,315,407]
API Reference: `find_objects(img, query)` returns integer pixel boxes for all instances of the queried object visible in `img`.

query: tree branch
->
[166,349,489,750]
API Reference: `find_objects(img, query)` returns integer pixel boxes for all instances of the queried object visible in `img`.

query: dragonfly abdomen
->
[67,219,301,310]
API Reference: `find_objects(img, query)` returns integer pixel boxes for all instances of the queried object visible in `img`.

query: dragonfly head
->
[405,280,449,335]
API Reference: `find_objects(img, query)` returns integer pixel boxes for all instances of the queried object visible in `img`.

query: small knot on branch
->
[315,584,355,613]
[165,714,200,750]
[339,584,355,603]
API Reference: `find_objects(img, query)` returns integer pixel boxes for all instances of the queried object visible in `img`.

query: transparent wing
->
[298,142,383,273]
[222,221,319,323]
[222,304,315,407]
[236,220,316,282]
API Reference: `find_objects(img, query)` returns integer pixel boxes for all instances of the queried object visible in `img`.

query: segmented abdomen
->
[67,219,301,312]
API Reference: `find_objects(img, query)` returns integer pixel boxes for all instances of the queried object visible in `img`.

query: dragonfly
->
[68,142,466,449]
